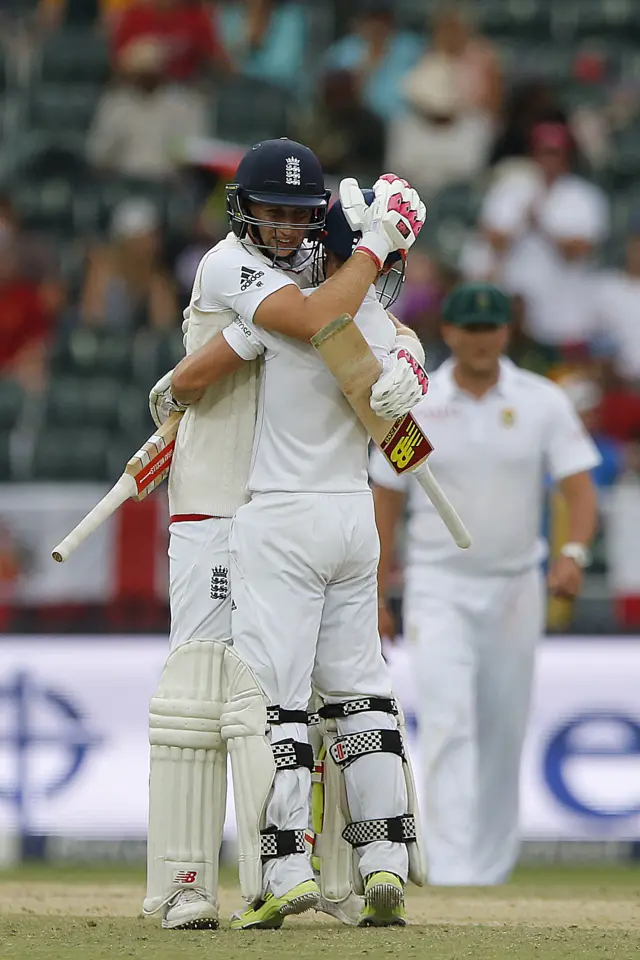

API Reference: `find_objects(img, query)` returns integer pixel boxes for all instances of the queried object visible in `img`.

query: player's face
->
[442,323,509,374]
[248,202,312,257]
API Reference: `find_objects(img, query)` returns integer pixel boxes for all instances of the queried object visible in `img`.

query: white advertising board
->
[1,637,639,842]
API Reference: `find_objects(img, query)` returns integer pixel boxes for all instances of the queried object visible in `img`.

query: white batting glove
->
[182,305,190,351]
[339,177,371,232]
[370,348,429,420]
[357,174,426,271]
[149,368,187,428]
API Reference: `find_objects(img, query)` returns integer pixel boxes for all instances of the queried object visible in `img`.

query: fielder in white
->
[143,136,427,930]
[371,282,600,886]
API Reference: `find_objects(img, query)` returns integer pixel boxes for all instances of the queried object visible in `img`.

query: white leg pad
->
[220,644,275,904]
[397,702,427,887]
[143,638,227,918]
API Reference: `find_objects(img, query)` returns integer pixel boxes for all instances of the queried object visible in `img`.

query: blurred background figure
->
[111,0,230,81]
[294,68,385,184]
[80,198,178,330]
[87,38,208,180]
[217,0,306,90]
[559,372,623,491]
[595,216,640,385]
[323,0,422,123]
[0,238,52,393]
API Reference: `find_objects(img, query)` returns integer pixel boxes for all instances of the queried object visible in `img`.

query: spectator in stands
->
[386,51,492,199]
[322,0,422,123]
[87,38,208,180]
[294,69,385,183]
[80,198,178,331]
[0,195,65,317]
[112,0,230,81]
[428,5,502,121]
[489,81,563,169]
[594,217,640,385]
[0,239,52,393]
[461,120,609,351]
[217,0,306,89]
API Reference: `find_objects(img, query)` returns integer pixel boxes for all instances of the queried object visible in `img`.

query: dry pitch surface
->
[1,862,639,960]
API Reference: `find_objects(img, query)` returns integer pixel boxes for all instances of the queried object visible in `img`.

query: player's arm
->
[558,471,598,546]
[171,333,248,405]
[370,447,409,639]
[254,176,426,342]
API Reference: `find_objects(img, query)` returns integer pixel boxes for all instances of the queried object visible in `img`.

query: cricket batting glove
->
[370,348,429,420]
[340,175,426,271]
[149,369,187,428]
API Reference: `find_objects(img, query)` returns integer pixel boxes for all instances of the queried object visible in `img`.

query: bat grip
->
[413,462,472,550]
[51,474,137,563]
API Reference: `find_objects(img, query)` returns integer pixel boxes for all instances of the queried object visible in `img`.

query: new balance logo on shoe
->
[240,267,264,291]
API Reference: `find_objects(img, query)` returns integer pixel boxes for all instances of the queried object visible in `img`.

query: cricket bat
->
[51,412,183,563]
[312,314,471,549]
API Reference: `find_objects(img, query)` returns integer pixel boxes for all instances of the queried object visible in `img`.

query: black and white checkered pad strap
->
[329,729,404,769]
[342,815,417,848]
[267,705,310,725]
[318,697,399,720]
[272,738,314,771]
[260,828,307,861]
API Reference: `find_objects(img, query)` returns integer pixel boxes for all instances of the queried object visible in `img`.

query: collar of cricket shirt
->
[440,356,518,402]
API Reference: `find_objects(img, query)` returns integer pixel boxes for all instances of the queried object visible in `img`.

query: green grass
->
[0,862,638,960]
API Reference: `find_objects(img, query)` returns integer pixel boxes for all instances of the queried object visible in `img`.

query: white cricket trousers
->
[404,565,544,885]
[230,492,409,899]
[168,518,232,650]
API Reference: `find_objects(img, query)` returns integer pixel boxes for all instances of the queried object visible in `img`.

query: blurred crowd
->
[2,0,640,489]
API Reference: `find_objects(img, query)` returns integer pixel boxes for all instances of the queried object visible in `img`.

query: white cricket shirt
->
[223,287,396,494]
[169,233,310,518]
[369,358,601,577]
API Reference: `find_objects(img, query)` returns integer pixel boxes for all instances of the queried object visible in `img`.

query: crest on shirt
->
[240,266,264,291]
[210,566,229,601]
[501,407,516,427]
[285,156,301,186]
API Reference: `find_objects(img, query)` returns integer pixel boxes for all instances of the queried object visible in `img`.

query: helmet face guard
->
[313,189,407,308]
[226,138,330,266]
[226,184,330,266]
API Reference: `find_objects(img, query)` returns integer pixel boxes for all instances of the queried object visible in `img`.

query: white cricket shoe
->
[162,889,219,930]
[315,891,363,926]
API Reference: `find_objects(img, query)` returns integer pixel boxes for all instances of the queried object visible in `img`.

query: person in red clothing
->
[112,0,230,81]
[0,245,52,392]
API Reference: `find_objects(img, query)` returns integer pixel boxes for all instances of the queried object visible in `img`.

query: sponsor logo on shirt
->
[501,407,516,427]
[240,267,264,291]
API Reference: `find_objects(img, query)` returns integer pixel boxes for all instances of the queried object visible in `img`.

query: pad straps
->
[342,814,418,848]
[318,697,399,720]
[329,729,404,769]
[267,705,310,725]
[272,738,314,771]
[260,827,307,861]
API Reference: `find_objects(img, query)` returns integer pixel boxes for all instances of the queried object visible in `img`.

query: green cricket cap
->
[441,282,511,328]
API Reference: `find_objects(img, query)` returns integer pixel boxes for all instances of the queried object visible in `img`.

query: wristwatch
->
[560,542,591,568]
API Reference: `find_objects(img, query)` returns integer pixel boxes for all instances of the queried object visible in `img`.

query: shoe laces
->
[170,888,207,906]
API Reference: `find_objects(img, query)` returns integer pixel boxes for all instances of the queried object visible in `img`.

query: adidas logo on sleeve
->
[240,266,264,291]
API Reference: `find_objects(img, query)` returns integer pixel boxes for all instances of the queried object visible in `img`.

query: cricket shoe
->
[315,891,363,926]
[162,888,219,930]
[229,879,320,930]
[358,871,406,927]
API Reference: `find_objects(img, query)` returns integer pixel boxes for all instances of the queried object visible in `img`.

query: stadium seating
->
[0,379,24,432]
[31,426,111,481]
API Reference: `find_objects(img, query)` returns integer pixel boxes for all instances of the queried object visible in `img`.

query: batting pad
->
[396,701,427,887]
[143,638,227,917]
[220,645,275,904]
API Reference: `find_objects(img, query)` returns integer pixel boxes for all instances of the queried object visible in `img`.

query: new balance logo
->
[210,566,229,601]
[174,870,197,884]
[240,266,264,291]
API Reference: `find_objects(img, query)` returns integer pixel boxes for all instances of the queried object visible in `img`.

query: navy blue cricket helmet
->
[226,138,330,262]
[317,189,405,308]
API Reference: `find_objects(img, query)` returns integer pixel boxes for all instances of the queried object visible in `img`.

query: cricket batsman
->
[142,137,426,929]
[371,282,600,885]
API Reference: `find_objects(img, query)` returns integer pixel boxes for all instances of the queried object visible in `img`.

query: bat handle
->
[413,462,472,550]
[51,474,137,563]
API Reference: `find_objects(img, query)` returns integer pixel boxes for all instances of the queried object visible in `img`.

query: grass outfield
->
[0,862,639,960]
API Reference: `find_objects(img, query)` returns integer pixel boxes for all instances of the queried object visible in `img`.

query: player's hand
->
[339,177,371,232]
[378,599,397,643]
[547,555,583,600]
[370,348,429,420]
[149,369,187,428]
[356,174,426,270]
